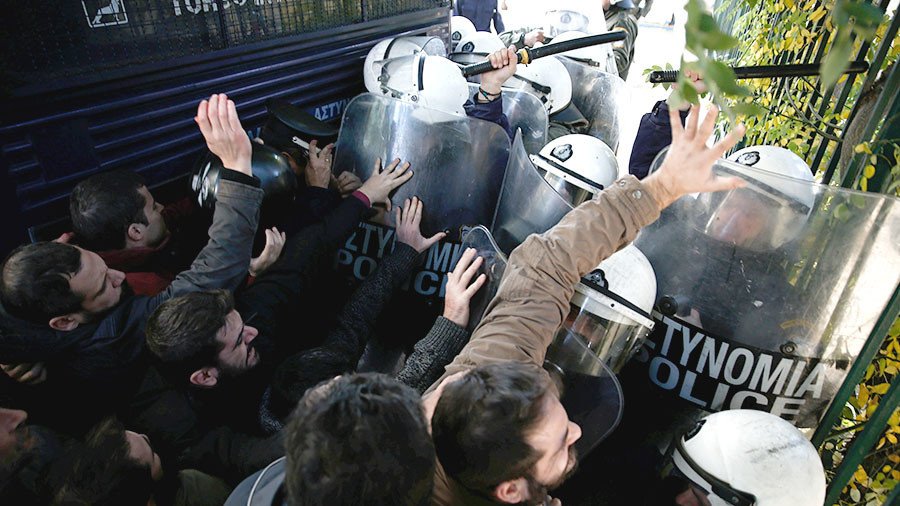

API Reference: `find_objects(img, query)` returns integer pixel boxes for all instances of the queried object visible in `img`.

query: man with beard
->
[0,94,263,435]
[143,193,440,435]
[227,104,745,506]
[0,407,67,504]
[423,104,746,505]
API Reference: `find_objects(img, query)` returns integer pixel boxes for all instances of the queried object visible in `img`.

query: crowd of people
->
[0,8,832,506]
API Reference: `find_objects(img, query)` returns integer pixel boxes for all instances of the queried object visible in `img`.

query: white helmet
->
[369,52,469,117]
[548,30,617,74]
[448,31,505,66]
[530,134,618,206]
[553,244,657,372]
[544,9,592,37]
[364,36,448,94]
[450,15,477,51]
[701,145,817,251]
[504,57,572,114]
[669,410,826,506]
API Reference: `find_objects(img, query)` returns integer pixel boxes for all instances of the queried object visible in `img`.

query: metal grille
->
[1,0,442,86]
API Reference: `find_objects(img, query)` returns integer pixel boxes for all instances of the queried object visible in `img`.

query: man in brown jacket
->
[424,104,746,506]
[270,104,744,506]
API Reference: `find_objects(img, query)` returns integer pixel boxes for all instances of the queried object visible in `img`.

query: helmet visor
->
[555,284,654,373]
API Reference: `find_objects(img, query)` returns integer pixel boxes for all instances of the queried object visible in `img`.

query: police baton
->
[460,31,627,77]
[648,61,869,83]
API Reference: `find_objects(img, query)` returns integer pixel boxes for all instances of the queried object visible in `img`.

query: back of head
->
[51,418,154,506]
[69,170,147,252]
[145,289,233,378]
[1,241,82,323]
[671,409,826,506]
[284,373,435,506]
[431,362,552,493]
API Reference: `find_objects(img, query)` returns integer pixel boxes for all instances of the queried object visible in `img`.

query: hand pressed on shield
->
[249,227,286,277]
[442,247,487,327]
[395,197,446,253]
[358,158,414,211]
[334,171,363,196]
[194,93,252,176]
[1,362,48,385]
[643,104,746,210]
[304,139,335,189]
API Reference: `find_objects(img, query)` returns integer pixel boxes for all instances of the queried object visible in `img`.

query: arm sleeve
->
[464,94,512,138]
[153,171,264,304]
[628,100,689,180]
[321,243,421,359]
[492,8,505,33]
[424,177,661,393]
[232,196,370,338]
[396,316,470,394]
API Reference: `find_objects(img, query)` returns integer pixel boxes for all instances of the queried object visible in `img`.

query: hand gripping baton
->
[461,31,628,78]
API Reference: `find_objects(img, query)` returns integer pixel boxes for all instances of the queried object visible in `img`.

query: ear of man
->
[126,223,147,245]
[49,314,81,332]
[189,367,219,388]
[493,478,528,504]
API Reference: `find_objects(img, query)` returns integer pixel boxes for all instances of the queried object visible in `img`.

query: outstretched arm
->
[324,197,445,359]
[152,94,264,304]
[427,105,745,391]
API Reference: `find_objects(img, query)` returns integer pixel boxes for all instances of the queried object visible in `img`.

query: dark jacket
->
[0,171,263,433]
[465,91,511,138]
[453,0,504,33]
[629,100,689,180]
[121,195,372,481]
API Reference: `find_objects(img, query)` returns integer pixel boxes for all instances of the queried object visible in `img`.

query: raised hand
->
[442,247,487,327]
[194,93,252,176]
[480,46,518,99]
[643,104,746,209]
[249,227,286,277]
[358,157,414,211]
[305,139,334,189]
[394,197,446,253]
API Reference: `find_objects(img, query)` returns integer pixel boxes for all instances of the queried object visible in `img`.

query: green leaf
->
[843,1,884,28]
[834,202,852,222]
[681,80,700,105]
[704,60,751,96]
[745,0,758,8]
[820,31,853,90]
[850,194,867,209]
[731,103,765,116]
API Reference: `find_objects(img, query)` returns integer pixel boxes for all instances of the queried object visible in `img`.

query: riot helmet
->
[545,9,592,37]
[450,15,477,51]
[701,145,816,252]
[548,30,617,74]
[504,57,573,114]
[665,409,826,506]
[551,245,657,373]
[448,31,505,66]
[364,36,448,94]
[367,52,470,117]
[530,134,618,206]
[191,142,297,209]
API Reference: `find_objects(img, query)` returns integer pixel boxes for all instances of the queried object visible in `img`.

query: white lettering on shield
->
[636,313,829,421]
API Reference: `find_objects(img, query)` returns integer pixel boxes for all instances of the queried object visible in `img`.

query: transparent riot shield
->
[333,93,511,237]
[625,157,900,436]
[545,330,625,457]
[331,93,511,355]
[556,57,627,152]
[460,225,507,331]
[467,83,548,154]
[491,131,575,254]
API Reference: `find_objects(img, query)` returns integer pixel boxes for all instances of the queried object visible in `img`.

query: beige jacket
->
[426,176,661,505]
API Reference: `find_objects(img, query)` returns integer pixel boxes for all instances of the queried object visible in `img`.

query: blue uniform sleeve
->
[628,100,689,180]
[464,92,511,138]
